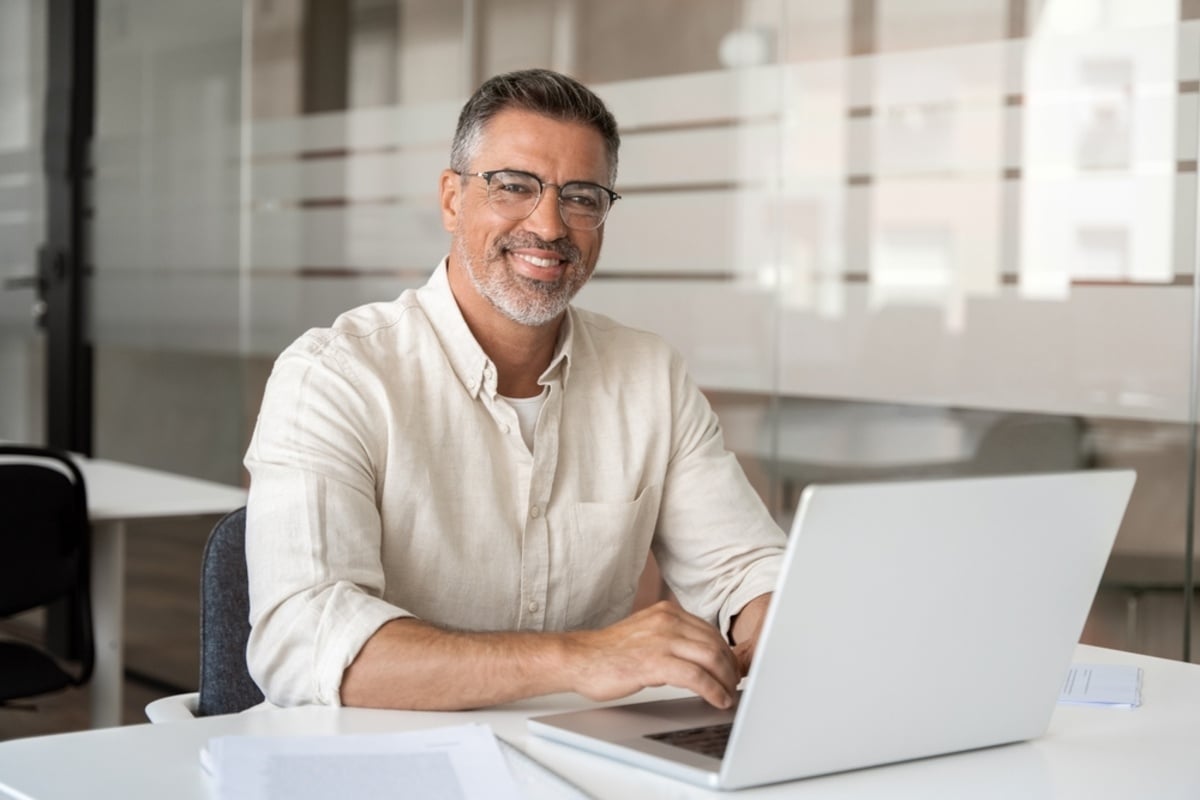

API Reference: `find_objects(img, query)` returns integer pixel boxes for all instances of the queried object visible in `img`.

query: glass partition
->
[83,0,1199,662]
[0,0,46,444]
[91,0,247,483]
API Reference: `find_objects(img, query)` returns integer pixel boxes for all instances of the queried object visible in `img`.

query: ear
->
[439,169,461,233]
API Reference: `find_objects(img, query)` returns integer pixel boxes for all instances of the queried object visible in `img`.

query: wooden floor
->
[2,513,1199,742]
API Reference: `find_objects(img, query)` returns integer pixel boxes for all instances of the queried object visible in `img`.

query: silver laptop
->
[528,470,1135,790]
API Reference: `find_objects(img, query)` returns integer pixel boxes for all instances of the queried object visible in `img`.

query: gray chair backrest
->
[197,506,264,716]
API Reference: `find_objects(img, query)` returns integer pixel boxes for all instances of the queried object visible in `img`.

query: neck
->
[479,317,561,398]
[447,259,563,398]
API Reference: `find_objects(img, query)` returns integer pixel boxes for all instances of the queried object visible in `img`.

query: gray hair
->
[450,69,620,184]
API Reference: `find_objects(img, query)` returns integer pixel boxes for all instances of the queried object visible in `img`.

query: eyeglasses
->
[460,169,620,231]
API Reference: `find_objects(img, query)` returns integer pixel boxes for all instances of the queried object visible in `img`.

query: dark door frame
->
[42,0,95,454]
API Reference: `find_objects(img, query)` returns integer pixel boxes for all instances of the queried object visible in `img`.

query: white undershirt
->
[500,389,547,452]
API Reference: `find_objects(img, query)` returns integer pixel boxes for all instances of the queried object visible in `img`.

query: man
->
[244,69,786,712]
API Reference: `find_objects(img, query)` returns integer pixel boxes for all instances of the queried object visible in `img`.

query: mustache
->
[494,233,581,264]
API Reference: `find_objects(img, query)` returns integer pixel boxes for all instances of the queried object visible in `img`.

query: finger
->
[637,603,741,687]
[586,603,741,707]
[566,629,732,708]
[652,654,735,709]
[662,633,744,700]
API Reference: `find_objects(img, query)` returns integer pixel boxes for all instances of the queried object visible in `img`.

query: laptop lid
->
[528,470,1135,790]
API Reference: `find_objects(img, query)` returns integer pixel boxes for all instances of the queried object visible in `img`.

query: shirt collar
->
[542,309,573,388]
[416,257,575,399]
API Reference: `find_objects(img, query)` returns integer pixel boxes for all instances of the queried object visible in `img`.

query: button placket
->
[483,388,524,446]
[518,377,561,631]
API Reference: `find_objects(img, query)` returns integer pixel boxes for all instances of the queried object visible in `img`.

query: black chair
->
[197,506,264,716]
[0,445,94,705]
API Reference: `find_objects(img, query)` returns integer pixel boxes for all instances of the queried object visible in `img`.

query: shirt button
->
[528,601,539,613]
[530,505,541,518]
[501,424,510,434]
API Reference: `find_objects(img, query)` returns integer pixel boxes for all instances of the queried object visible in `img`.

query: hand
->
[729,593,772,676]
[562,600,740,709]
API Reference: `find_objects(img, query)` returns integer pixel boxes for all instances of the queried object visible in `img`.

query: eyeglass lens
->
[484,170,612,230]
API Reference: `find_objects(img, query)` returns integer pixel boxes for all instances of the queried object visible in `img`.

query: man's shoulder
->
[570,305,674,356]
[333,290,425,337]
[285,289,429,362]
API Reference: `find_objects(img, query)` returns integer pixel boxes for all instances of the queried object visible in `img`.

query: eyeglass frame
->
[457,168,621,231]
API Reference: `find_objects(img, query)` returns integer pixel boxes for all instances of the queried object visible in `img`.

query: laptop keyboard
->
[645,722,733,759]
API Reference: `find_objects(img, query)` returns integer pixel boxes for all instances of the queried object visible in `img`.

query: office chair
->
[197,506,264,716]
[145,505,263,721]
[0,445,94,705]
[962,413,1089,475]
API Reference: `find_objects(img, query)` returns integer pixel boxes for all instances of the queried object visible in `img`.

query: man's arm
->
[651,351,787,641]
[340,600,740,710]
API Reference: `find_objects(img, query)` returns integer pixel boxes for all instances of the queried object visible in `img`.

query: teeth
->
[514,252,560,268]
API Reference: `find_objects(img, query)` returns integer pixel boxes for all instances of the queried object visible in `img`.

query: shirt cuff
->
[315,589,416,706]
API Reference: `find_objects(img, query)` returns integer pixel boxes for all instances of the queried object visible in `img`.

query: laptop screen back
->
[719,470,1135,788]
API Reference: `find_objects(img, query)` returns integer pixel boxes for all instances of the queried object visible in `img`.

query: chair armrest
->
[145,692,200,723]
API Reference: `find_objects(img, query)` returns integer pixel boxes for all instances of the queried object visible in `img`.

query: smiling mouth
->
[511,251,564,268]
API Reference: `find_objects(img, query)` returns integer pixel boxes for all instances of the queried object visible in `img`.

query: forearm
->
[730,593,771,645]
[340,601,742,711]
[340,618,576,710]
[729,593,773,676]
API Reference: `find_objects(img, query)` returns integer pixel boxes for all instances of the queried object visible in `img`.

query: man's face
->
[440,108,610,328]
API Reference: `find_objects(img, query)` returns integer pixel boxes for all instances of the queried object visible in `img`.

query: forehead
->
[473,108,610,183]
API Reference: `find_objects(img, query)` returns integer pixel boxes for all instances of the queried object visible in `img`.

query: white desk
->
[1,645,1197,799]
[76,458,247,729]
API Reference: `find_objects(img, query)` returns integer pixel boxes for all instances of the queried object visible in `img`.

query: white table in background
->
[76,457,247,729]
[0,645,1198,799]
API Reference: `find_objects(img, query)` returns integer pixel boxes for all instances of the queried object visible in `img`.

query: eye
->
[496,180,535,195]
[489,171,539,197]
[562,190,602,210]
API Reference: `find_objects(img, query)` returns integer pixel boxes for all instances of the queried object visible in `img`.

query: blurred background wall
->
[1,0,1198,664]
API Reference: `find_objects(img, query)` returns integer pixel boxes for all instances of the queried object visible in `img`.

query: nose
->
[522,185,569,240]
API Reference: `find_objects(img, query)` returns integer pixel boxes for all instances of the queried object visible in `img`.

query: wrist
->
[542,630,587,695]
[730,593,771,645]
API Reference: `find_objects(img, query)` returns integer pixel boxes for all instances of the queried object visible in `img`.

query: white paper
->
[206,723,523,800]
[1058,664,1142,708]
[495,735,594,799]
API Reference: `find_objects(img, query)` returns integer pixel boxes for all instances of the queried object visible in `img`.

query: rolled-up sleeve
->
[244,332,412,706]
[653,352,786,639]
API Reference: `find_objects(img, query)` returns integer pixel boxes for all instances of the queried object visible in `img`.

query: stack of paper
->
[204,723,533,800]
[1058,663,1143,708]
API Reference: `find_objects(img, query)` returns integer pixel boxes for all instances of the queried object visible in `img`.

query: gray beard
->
[456,234,590,327]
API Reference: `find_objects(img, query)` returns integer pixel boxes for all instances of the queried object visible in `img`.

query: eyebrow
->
[493,167,612,189]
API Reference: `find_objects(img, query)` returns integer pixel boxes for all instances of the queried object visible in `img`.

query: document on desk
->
[204,723,523,800]
[1058,663,1143,708]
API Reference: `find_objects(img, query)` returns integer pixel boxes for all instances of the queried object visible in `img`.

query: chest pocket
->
[566,483,663,629]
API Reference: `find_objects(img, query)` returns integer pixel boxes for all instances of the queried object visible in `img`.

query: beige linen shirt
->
[244,259,786,706]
